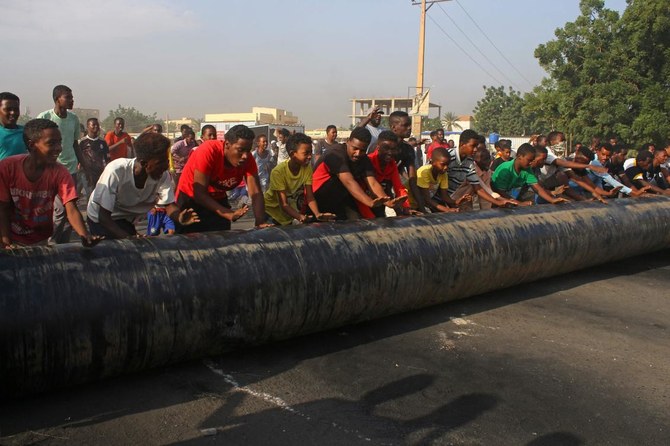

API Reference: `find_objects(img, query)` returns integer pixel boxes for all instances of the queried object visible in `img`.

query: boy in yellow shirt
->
[264,133,335,225]
[412,147,470,213]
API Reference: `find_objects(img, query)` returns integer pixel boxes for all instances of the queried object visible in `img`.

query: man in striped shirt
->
[446,129,517,208]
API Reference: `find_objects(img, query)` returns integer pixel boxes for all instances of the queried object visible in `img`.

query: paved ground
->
[1,250,669,446]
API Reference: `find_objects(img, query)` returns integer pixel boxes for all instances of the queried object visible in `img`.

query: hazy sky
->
[5,0,628,129]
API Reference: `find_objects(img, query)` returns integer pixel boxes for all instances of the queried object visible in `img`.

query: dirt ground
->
[1,249,669,446]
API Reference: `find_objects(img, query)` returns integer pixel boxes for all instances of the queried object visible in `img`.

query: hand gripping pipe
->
[1,198,670,397]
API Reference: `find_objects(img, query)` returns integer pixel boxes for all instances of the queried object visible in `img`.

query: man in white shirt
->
[357,106,386,154]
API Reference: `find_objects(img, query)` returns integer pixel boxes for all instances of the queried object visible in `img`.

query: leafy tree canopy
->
[473,86,529,136]
[101,105,164,134]
[472,0,670,147]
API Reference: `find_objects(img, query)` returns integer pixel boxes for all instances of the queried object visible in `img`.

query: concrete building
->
[455,115,474,131]
[203,107,303,140]
[72,108,99,121]
[305,129,350,142]
[205,107,299,127]
[349,97,442,127]
[166,117,198,130]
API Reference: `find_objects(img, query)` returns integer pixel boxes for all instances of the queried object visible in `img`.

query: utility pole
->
[411,0,451,138]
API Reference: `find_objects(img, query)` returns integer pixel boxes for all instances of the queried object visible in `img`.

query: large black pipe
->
[2,198,670,397]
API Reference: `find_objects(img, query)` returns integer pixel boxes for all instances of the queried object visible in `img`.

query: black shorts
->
[176,194,231,233]
[313,179,356,221]
[87,217,136,238]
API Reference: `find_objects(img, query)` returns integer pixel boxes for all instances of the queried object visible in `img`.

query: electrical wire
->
[454,0,535,87]
[426,14,506,86]
[436,3,521,90]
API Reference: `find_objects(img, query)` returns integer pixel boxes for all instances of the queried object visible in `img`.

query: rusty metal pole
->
[412,0,427,138]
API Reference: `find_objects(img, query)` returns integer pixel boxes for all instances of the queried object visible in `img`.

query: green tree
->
[17,107,32,126]
[619,0,670,145]
[422,116,443,131]
[472,85,530,135]
[102,105,164,134]
[441,112,462,131]
[522,79,561,134]
[531,0,670,147]
[534,0,625,143]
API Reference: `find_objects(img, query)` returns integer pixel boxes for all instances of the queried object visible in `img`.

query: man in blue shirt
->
[0,92,27,160]
[588,143,648,197]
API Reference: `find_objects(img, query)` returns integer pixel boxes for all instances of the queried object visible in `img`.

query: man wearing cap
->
[357,106,387,154]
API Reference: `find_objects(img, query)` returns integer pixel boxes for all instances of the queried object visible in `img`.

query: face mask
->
[550,141,567,157]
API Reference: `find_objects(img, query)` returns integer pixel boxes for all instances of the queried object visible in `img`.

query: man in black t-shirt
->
[312,127,395,220]
[387,111,422,207]
[625,148,670,196]
[76,117,109,192]
[314,125,341,165]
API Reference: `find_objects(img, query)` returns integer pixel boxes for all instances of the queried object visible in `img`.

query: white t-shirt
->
[539,147,567,181]
[87,158,174,222]
[365,124,385,154]
[273,141,289,164]
[623,158,636,170]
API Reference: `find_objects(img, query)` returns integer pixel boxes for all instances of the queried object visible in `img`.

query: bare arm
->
[245,173,267,226]
[565,171,607,203]
[364,175,389,200]
[0,201,13,248]
[107,137,128,151]
[97,207,136,238]
[277,189,305,222]
[473,183,517,206]
[635,178,670,196]
[555,158,607,173]
[357,107,380,128]
[135,125,154,139]
[192,170,246,221]
[65,201,103,246]
[338,171,385,208]
[438,187,459,208]
[662,166,670,184]
[421,187,452,212]
[304,185,335,221]
[406,165,423,211]
[530,183,568,204]
[73,140,83,164]
[166,203,199,227]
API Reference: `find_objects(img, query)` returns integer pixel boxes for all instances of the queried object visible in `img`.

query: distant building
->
[455,115,474,131]
[166,117,198,129]
[165,117,199,137]
[203,107,303,140]
[349,97,442,128]
[72,108,99,121]
[305,129,350,142]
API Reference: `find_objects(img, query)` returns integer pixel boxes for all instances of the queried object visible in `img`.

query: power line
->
[436,3,521,90]
[426,14,506,86]
[454,0,535,88]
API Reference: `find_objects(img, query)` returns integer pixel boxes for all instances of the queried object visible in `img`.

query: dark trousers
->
[87,217,136,238]
[49,173,77,244]
[176,194,231,233]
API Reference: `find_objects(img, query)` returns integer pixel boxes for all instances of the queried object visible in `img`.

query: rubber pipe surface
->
[2,197,670,397]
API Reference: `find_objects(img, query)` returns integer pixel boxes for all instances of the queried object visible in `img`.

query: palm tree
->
[441,112,462,131]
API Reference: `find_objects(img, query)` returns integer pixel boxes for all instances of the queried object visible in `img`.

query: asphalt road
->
[1,250,669,446]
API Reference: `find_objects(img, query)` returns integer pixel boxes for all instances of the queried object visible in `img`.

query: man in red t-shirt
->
[105,117,133,160]
[176,124,268,232]
[0,119,101,247]
[426,128,449,162]
[312,127,403,220]
[364,130,412,218]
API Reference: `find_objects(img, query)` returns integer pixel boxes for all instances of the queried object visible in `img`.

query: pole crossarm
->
[411,0,451,11]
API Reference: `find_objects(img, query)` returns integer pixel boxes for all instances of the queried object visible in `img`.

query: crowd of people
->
[1,87,669,249]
